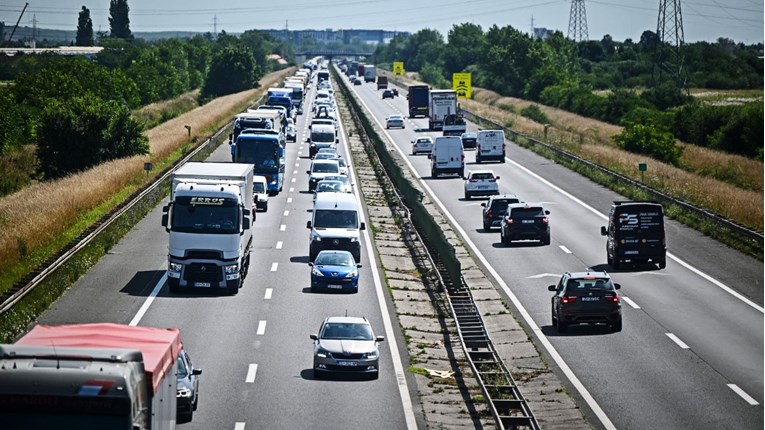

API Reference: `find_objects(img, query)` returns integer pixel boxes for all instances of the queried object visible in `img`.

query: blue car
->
[309,250,360,293]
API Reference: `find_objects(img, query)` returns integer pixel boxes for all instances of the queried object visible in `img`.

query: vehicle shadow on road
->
[490,241,546,248]
[120,270,166,297]
[588,262,662,273]
[290,256,310,264]
[540,324,616,337]
[299,368,375,382]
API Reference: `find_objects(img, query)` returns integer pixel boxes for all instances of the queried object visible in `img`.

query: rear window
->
[491,198,519,211]
[566,278,614,292]
[510,207,545,218]
[471,173,494,180]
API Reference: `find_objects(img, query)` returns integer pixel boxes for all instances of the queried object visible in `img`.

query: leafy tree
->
[76,6,94,46]
[201,44,260,100]
[481,25,535,96]
[36,94,148,179]
[613,123,683,165]
[109,0,133,40]
[520,104,549,124]
[444,23,484,76]
[0,89,26,154]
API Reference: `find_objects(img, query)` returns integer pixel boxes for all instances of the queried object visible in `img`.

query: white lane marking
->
[293,170,298,174]
[336,95,417,429]
[526,273,560,279]
[280,224,286,231]
[276,241,283,249]
[270,262,278,272]
[245,364,258,383]
[291,177,296,183]
[621,296,641,309]
[666,333,690,349]
[256,320,267,335]
[559,245,572,254]
[283,210,290,216]
[234,423,246,430]
[295,162,300,167]
[289,187,295,193]
[727,384,760,405]
[287,197,293,203]
[129,273,167,326]
[355,93,616,430]
[264,288,273,300]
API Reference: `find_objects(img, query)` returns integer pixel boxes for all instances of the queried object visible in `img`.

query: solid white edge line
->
[129,273,167,326]
[338,89,417,429]
[621,296,641,309]
[727,384,760,405]
[559,245,572,254]
[270,262,278,272]
[256,320,267,335]
[245,363,258,383]
[276,241,283,249]
[234,423,246,430]
[264,288,273,300]
[354,92,617,430]
[665,333,690,349]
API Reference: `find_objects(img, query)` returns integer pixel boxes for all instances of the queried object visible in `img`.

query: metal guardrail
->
[339,67,539,430]
[0,93,267,316]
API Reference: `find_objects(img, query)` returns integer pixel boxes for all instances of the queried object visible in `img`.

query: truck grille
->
[184,263,222,282]
[186,250,223,259]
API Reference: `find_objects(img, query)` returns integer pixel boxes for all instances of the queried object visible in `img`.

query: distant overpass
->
[296,50,373,60]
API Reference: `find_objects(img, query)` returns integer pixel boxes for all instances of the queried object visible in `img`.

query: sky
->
[1,0,763,44]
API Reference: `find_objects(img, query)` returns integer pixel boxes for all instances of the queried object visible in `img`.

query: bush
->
[520,104,549,124]
[613,123,683,165]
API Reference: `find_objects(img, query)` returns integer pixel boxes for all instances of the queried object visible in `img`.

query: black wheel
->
[658,256,667,269]
[262,202,268,212]
[314,369,324,380]
[611,318,623,332]
[228,286,239,295]
[464,191,470,200]
[500,158,506,163]
[369,371,379,380]
[483,222,490,231]
[309,249,318,262]
[607,253,613,266]
[612,259,621,270]
[476,155,481,164]
[501,230,511,246]
[431,169,438,178]
[542,234,551,245]
[556,316,568,333]
[193,393,199,411]
[352,251,361,263]
[551,309,557,327]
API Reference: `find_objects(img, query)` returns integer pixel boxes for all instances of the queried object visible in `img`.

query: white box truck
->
[364,65,377,83]
[162,162,254,295]
[428,89,459,131]
[0,323,182,430]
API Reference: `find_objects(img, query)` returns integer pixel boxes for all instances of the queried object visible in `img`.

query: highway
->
[346,75,763,429]
[35,73,418,429]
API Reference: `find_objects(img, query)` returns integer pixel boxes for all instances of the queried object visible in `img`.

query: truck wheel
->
[476,155,481,164]
[501,231,511,246]
[168,279,181,294]
[607,254,613,266]
[658,256,667,269]
[431,169,438,178]
[262,201,268,212]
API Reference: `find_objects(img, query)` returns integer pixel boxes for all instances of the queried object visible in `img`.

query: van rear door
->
[613,204,665,259]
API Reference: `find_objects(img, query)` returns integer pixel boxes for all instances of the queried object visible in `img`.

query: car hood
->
[319,339,376,354]
[176,376,195,392]
[313,228,359,239]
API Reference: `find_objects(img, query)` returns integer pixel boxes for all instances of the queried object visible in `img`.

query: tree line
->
[373,24,763,162]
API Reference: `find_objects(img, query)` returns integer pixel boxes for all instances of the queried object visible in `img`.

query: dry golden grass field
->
[0,69,292,274]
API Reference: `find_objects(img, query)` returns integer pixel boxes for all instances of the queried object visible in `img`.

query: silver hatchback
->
[310,316,384,379]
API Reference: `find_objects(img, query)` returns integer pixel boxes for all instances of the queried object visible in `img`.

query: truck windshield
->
[313,209,358,229]
[237,141,280,173]
[172,197,240,234]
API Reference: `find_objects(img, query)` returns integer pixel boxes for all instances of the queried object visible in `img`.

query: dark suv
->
[481,194,521,231]
[600,201,666,269]
[548,271,622,332]
[500,203,550,245]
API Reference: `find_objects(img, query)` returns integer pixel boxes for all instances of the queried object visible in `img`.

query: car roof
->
[462,132,477,137]
[324,316,369,325]
[507,202,545,209]
[566,271,611,280]
[314,192,357,209]
[468,169,495,175]
[489,194,519,201]
[312,159,339,166]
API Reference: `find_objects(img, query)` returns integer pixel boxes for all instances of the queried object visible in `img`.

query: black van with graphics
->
[601,201,666,270]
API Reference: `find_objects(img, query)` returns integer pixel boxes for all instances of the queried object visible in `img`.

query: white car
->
[253,175,269,211]
[411,136,434,155]
[463,170,500,200]
[385,114,405,129]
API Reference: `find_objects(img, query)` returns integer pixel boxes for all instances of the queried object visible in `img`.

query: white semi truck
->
[428,89,465,134]
[162,162,254,294]
[0,323,183,430]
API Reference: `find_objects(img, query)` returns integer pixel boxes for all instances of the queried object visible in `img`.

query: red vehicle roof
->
[17,323,182,394]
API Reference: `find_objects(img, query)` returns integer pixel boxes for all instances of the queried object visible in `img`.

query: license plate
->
[478,186,487,189]
[522,220,534,224]
[625,250,639,255]
[327,284,343,289]
[194,282,211,287]
[337,361,358,366]
[581,296,600,302]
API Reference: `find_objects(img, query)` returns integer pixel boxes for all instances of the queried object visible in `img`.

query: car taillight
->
[487,209,493,218]
[502,143,506,151]
[461,154,465,162]
[505,217,513,224]
[605,295,619,303]
[562,296,577,304]
[541,217,549,224]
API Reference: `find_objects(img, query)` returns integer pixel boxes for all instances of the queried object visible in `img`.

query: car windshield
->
[254,183,266,193]
[510,207,545,219]
[463,133,477,139]
[566,278,613,292]
[321,323,373,340]
[176,355,188,378]
[236,142,280,173]
[316,181,343,192]
[313,209,357,228]
[312,162,339,173]
[315,252,353,266]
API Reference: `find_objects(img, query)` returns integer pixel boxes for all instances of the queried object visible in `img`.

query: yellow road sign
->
[393,61,405,76]
[452,72,471,99]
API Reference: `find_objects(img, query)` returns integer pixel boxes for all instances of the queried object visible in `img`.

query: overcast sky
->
[1,0,762,44]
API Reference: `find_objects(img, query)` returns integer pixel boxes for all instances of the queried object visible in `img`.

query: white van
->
[253,175,269,212]
[307,192,366,262]
[476,130,506,163]
[309,124,338,158]
[430,136,464,178]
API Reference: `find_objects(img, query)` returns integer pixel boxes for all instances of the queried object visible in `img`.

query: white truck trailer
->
[363,64,377,83]
[162,162,254,294]
[0,323,182,430]
[428,89,461,132]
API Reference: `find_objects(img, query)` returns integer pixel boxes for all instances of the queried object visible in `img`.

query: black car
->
[176,350,202,421]
[382,89,395,99]
[500,203,550,245]
[601,201,666,270]
[461,132,478,149]
[548,271,622,332]
[481,194,521,231]
[353,78,362,86]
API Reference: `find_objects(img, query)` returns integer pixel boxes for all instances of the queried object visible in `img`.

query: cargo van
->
[600,201,666,269]
[430,136,464,178]
[308,124,338,158]
[476,130,506,163]
[307,192,366,262]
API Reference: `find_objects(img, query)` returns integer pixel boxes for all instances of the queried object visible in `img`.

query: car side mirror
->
[481,203,486,207]
[306,170,310,174]
[375,336,385,342]
[310,334,318,340]
[614,283,621,290]
[192,368,202,376]
[495,176,500,180]
[600,226,607,236]
[357,263,362,268]
[336,138,340,143]
[547,285,556,291]
[360,222,366,230]
[545,210,550,215]
[308,262,314,267]
[306,221,312,229]
[410,140,414,143]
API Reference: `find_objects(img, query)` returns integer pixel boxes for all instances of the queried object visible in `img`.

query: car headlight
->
[346,270,357,278]
[224,264,239,274]
[177,388,192,398]
[168,262,182,272]
[349,236,358,243]
[364,350,379,359]
[311,232,322,242]
[311,268,324,277]
[316,347,331,358]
